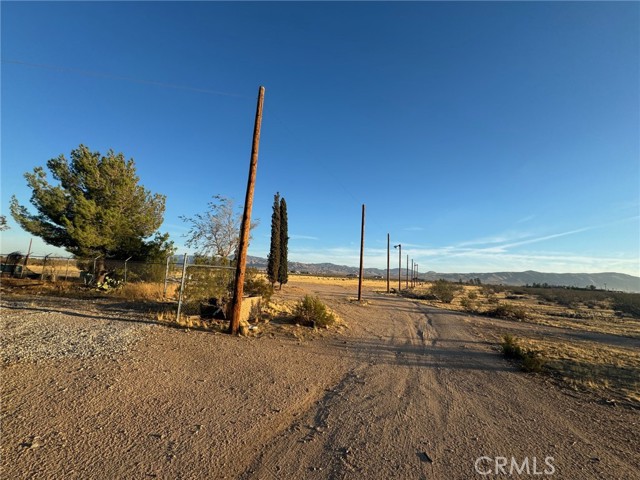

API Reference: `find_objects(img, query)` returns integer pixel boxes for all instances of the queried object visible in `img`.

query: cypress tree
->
[278,197,289,289]
[266,192,280,286]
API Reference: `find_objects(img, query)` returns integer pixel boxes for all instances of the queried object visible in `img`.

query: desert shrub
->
[399,289,437,301]
[136,261,167,283]
[429,279,463,303]
[243,268,274,302]
[488,303,528,321]
[184,267,234,305]
[467,290,478,300]
[294,295,336,328]
[460,296,477,313]
[486,293,499,304]
[610,292,640,318]
[501,334,523,358]
[501,334,544,373]
[525,287,611,308]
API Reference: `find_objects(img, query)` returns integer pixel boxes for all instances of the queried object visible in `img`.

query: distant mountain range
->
[245,256,640,293]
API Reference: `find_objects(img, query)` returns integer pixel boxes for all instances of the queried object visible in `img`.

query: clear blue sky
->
[1,1,638,275]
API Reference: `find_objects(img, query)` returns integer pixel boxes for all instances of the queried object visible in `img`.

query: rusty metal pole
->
[357,204,365,302]
[386,233,390,293]
[229,86,265,335]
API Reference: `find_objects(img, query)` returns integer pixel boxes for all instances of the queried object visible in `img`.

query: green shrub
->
[294,295,336,328]
[244,268,274,302]
[460,296,477,313]
[501,334,523,358]
[488,303,528,321]
[501,334,544,373]
[611,292,640,318]
[429,279,463,303]
[184,267,234,305]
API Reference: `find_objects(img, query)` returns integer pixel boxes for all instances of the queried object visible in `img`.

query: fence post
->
[163,255,171,297]
[176,253,188,322]
[42,254,50,280]
[124,256,132,284]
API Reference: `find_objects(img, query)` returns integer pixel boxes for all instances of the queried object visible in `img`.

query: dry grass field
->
[391,281,640,405]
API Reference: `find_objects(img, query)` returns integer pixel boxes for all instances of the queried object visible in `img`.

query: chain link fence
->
[1,253,243,322]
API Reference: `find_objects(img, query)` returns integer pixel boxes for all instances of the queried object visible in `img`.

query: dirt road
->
[1,280,638,479]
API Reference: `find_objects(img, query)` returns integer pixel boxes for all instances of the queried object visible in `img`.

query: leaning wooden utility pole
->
[228,86,265,335]
[357,204,366,302]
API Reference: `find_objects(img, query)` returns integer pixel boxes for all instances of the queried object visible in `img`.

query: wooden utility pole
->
[229,86,265,335]
[357,204,365,302]
[411,259,414,287]
[386,233,390,293]
[406,254,409,289]
[394,244,401,291]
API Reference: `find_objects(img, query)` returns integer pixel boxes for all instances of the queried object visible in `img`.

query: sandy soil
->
[1,280,639,479]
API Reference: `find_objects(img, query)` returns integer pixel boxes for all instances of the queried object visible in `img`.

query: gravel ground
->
[0,298,153,364]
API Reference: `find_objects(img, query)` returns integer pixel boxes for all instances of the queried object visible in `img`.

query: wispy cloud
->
[404,226,424,232]
[290,234,318,241]
[456,231,530,248]
[491,226,594,251]
[282,218,639,275]
[516,214,536,224]
[288,243,638,275]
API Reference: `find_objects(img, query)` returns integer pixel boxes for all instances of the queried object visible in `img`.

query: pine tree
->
[278,197,289,289]
[10,145,171,279]
[266,192,281,286]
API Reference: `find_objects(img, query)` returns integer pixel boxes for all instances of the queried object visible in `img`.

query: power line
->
[2,58,249,98]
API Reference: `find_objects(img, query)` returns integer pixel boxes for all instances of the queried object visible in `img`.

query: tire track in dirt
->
[247,283,640,479]
[235,288,439,479]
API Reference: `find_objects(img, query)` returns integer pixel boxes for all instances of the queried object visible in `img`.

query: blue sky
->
[1,1,638,275]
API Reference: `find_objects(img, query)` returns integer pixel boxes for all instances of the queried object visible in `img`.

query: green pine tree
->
[266,192,281,286]
[278,197,289,289]
[10,145,171,277]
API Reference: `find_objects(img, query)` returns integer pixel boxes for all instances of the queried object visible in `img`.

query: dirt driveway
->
[1,280,638,479]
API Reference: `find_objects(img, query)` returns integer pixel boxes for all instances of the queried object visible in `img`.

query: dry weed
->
[518,337,640,404]
[114,282,178,302]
